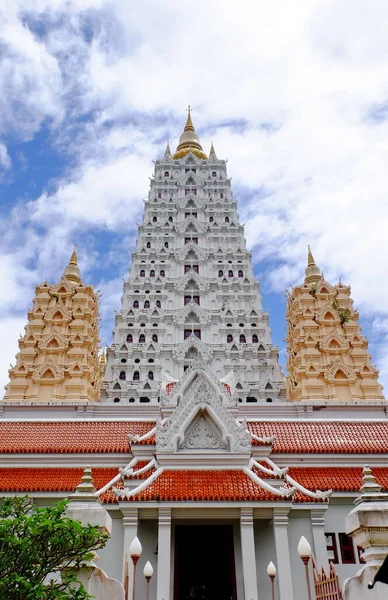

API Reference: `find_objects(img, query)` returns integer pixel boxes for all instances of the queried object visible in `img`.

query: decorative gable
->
[157,368,250,457]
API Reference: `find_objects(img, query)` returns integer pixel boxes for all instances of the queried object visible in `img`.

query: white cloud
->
[1,0,388,393]
[0,142,11,170]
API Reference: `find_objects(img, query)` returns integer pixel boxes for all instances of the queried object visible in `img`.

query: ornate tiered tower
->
[102,110,286,405]
[286,247,384,402]
[4,248,102,402]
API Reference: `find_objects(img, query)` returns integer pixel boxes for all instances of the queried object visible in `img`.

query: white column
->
[157,507,172,600]
[311,507,329,571]
[273,507,294,600]
[240,507,258,600]
[121,507,138,585]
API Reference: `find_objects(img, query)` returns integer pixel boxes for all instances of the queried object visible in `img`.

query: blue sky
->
[1,0,388,395]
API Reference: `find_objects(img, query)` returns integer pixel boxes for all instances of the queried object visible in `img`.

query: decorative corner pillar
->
[310,507,329,571]
[157,507,172,600]
[272,507,294,600]
[240,507,258,600]
[343,466,388,599]
[120,506,139,585]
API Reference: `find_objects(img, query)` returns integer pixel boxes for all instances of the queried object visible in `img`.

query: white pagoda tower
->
[102,109,285,406]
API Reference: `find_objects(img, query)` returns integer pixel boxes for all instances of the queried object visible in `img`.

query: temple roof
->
[2,467,388,504]
[1,420,388,454]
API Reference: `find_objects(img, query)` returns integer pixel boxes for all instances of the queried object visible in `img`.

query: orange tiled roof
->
[248,421,388,453]
[0,420,387,454]
[289,467,388,492]
[0,468,117,494]
[0,422,155,453]
[1,467,388,503]
[129,470,278,501]
[128,467,388,502]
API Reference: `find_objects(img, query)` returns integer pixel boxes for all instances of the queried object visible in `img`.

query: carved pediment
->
[173,301,211,326]
[32,360,65,382]
[176,216,207,235]
[324,361,356,383]
[172,335,213,363]
[157,370,250,454]
[174,241,209,262]
[182,414,225,450]
[174,271,210,293]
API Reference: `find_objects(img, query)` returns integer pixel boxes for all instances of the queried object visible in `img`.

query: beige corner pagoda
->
[286,247,385,402]
[3,247,103,403]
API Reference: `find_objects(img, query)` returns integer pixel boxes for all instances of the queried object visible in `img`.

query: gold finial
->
[185,105,195,132]
[165,141,172,157]
[305,245,321,285]
[100,347,106,364]
[69,245,78,266]
[63,245,81,285]
[209,141,216,156]
[307,245,316,268]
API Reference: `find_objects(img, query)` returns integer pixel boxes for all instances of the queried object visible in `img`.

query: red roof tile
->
[1,467,388,503]
[288,467,388,492]
[248,421,388,454]
[0,420,387,455]
[0,468,117,494]
[0,422,155,454]
[130,470,277,501]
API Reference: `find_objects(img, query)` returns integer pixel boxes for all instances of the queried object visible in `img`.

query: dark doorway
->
[174,524,237,600]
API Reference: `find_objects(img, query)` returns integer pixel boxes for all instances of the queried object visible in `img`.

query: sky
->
[1,0,388,396]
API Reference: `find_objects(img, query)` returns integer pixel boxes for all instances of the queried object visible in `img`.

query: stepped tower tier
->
[286,247,385,402]
[4,248,103,403]
[102,111,286,407]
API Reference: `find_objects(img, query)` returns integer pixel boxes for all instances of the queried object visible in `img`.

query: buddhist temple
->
[0,112,387,600]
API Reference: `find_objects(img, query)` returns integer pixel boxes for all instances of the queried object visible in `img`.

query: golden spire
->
[305,245,321,285]
[69,245,78,266]
[100,347,106,364]
[184,105,195,132]
[165,141,172,157]
[307,245,316,268]
[63,245,81,285]
[209,141,216,156]
[172,107,208,160]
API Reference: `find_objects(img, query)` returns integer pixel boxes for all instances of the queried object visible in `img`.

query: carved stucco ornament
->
[156,371,251,453]
[183,415,225,449]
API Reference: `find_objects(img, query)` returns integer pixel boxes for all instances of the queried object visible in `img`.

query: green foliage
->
[338,308,351,324]
[309,284,317,296]
[0,496,109,600]
[332,300,351,325]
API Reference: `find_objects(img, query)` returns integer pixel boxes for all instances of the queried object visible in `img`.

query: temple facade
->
[1,112,387,600]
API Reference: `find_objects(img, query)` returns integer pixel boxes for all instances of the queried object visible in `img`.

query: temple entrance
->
[174,524,237,600]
